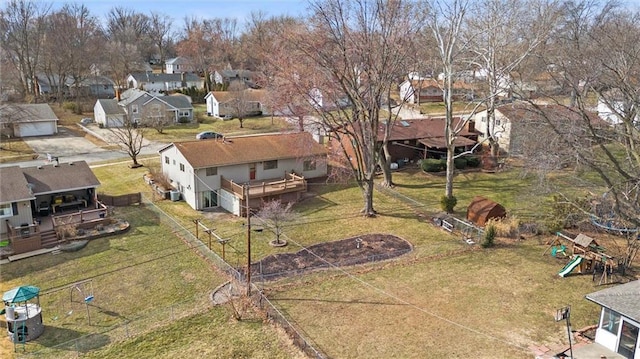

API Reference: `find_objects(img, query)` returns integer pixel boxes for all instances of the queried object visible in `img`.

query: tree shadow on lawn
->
[28,325,111,353]
[249,234,413,281]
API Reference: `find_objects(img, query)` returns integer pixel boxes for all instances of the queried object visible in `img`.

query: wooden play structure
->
[466,196,506,227]
[547,232,620,285]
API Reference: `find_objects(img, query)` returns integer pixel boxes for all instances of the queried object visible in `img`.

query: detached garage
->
[0,103,58,138]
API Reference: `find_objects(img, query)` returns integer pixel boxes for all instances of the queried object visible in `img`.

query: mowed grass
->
[0,163,304,358]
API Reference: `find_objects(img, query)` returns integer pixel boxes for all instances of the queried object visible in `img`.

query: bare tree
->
[0,0,50,101]
[465,0,560,158]
[427,0,478,209]
[140,101,172,134]
[288,0,424,216]
[148,12,174,72]
[227,81,256,128]
[533,2,640,268]
[108,116,145,168]
[256,200,298,246]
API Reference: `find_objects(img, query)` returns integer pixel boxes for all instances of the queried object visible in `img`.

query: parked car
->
[80,118,93,125]
[196,131,224,140]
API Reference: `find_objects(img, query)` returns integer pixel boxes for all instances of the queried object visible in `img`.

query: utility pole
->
[245,184,251,296]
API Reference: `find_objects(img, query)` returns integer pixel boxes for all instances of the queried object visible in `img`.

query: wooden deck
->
[221,172,307,200]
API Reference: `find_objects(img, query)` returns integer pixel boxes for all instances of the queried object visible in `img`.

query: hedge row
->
[421,156,480,172]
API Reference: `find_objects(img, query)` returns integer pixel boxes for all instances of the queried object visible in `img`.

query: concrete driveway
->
[22,127,108,158]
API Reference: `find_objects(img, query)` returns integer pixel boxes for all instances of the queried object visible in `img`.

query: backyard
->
[1,151,635,358]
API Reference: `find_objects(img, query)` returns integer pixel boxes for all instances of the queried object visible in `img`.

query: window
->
[132,105,139,114]
[179,111,190,117]
[206,167,217,176]
[172,159,176,165]
[495,119,501,126]
[481,116,486,123]
[264,160,278,170]
[179,163,185,172]
[165,156,170,164]
[304,159,316,171]
[601,308,621,334]
[0,203,13,217]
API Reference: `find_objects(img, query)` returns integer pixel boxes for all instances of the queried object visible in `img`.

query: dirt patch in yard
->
[251,233,412,281]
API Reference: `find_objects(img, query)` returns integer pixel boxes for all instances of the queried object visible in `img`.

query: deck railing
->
[221,172,307,199]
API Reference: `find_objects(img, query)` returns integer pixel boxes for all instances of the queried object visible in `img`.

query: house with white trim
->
[586,280,640,358]
[204,89,267,118]
[165,57,194,74]
[126,72,203,94]
[158,132,327,215]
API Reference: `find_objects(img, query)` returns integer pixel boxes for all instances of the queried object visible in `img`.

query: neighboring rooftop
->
[586,280,640,322]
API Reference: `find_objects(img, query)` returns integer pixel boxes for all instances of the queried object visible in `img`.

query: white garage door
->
[16,121,57,137]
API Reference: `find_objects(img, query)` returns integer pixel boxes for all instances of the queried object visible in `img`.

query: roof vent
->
[69,162,74,165]
[37,166,42,169]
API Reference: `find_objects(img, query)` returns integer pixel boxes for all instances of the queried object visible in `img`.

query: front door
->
[618,320,638,358]
[249,163,256,180]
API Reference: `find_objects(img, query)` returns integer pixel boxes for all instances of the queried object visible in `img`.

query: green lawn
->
[1,141,622,358]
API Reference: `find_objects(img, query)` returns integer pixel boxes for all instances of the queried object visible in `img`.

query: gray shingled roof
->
[21,161,100,195]
[0,166,35,204]
[586,280,640,322]
[0,103,58,123]
[157,95,193,109]
[129,72,201,83]
[97,99,126,116]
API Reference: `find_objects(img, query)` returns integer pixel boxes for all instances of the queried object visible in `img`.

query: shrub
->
[482,224,496,248]
[454,157,467,169]
[421,158,446,172]
[440,195,457,213]
[466,156,481,167]
[178,117,190,123]
[487,216,520,238]
[63,101,82,114]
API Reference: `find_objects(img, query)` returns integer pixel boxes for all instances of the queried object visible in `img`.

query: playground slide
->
[559,256,583,277]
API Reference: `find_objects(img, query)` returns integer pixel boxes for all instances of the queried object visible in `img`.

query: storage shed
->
[466,196,506,227]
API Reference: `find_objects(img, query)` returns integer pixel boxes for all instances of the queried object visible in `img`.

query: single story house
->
[158,132,328,215]
[94,99,127,128]
[94,89,194,128]
[0,161,100,254]
[212,69,260,89]
[35,74,115,99]
[127,72,203,94]
[204,89,267,118]
[586,280,640,358]
[165,57,194,74]
[0,103,58,138]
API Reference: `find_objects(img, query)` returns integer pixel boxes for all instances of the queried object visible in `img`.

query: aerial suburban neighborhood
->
[1,0,639,358]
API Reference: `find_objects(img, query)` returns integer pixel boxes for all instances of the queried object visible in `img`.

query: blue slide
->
[559,256,583,277]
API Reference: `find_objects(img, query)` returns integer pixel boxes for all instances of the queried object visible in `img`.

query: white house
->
[204,89,266,118]
[165,57,194,74]
[126,72,203,94]
[94,99,126,128]
[471,102,608,155]
[586,280,640,358]
[597,90,639,126]
[0,103,58,137]
[158,132,328,215]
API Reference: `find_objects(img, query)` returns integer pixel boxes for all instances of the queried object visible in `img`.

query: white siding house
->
[127,72,203,94]
[586,280,640,359]
[165,57,194,74]
[158,132,328,215]
[94,99,126,128]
